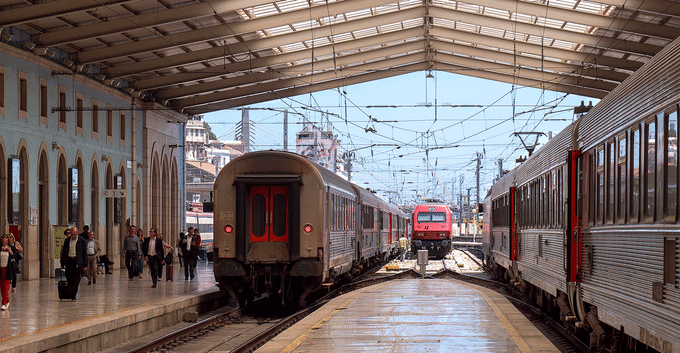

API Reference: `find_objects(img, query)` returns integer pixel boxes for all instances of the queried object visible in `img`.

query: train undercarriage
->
[217,251,397,308]
[486,258,664,353]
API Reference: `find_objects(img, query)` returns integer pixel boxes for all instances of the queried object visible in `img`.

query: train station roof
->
[3,0,679,115]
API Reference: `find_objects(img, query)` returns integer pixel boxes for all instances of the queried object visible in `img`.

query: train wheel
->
[238,288,246,308]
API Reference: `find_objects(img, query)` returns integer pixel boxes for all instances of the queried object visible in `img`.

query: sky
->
[202,71,599,208]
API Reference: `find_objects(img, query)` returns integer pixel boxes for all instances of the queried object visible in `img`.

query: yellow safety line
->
[475,288,534,353]
[0,295,174,343]
[280,297,356,353]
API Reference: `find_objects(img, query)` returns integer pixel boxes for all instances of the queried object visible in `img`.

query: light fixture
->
[1,31,13,41]
[124,87,134,94]
[62,59,74,67]
[22,41,36,50]
[95,74,106,81]
[101,154,108,161]
[45,49,55,58]
[52,141,61,150]
[33,47,49,56]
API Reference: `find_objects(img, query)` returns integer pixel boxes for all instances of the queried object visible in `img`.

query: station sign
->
[103,189,127,198]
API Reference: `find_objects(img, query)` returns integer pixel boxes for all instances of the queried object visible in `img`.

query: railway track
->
[127,267,417,353]
[128,253,587,353]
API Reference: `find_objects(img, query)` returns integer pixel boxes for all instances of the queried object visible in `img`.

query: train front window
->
[272,193,287,238]
[417,212,446,223]
[252,194,266,237]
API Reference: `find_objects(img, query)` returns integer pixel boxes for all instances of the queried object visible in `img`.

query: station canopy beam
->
[3,0,679,114]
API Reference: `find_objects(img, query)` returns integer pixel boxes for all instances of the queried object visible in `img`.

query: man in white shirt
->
[180,231,198,280]
[142,228,165,288]
[85,231,101,285]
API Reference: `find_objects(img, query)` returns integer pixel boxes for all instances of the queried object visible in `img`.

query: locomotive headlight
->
[224,225,233,234]
[439,232,446,238]
[303,224,313,233]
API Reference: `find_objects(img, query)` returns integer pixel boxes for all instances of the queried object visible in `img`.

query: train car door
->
[249,186,289,243]
[509,187,517,261]
[567,150,583,282]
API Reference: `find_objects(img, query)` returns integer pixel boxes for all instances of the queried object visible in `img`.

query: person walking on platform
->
[193,228,202,267]
[85,231,101,285]
[155,234,173,280]
[122,225,141,281]
[179,231,198,280]
[142,228,165,288]
[180,228,193,268]
[136,228,146,278]
[1,234,16,310]
[79,225,90,241]
[7,233,22,292]
[60,227,87,301]
[99,254,114,274]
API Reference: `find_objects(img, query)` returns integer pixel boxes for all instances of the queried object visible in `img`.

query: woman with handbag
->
[1,233,16,310]
[8,233,22,292]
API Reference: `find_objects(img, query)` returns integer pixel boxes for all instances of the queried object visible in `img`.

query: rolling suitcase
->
[165,263,173,281]
[56,269,70,300]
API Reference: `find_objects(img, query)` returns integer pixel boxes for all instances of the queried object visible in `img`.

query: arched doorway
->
[162,156,169,235]
[39,150,50,277]
[9,147,30,280]
[57,155,68,225]
[75,157,84,230]
[91,159,100,243]
[152,154,160,231]
[171,158,179,248]
[105,163,113,257]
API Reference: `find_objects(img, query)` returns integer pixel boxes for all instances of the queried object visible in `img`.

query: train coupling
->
[264,266,272,289]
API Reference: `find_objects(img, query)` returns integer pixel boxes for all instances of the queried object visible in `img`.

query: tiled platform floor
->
[257,278,561,353]
[0,260,218,343]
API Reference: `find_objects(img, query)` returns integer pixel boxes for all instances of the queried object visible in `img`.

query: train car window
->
[330,195,335,231]
[631,128,641,223]
[588,151,595,227]
[597,146,605,225]
[607,141,615,224]
[529,184,533,228]
[532,181,536,228]
[542,175,546,228]
[504,194,509,228]
[547,172,552,228]
[557,168,562,227]
[552,170,557,228]
[617,134,627,224]
[645,119,657,221]
[517,188,523,229]
[252,194,266,237]
[665,109,678,221]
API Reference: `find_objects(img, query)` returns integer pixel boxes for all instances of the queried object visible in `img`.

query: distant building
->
[186,115,208,161]
[205,140,244,173]
[296,123,347,179]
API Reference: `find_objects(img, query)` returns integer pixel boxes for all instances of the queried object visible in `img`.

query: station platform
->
[0,261,224,353]
[256,277,560,353]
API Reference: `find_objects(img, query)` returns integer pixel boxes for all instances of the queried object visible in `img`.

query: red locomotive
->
[411,200,453,259]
